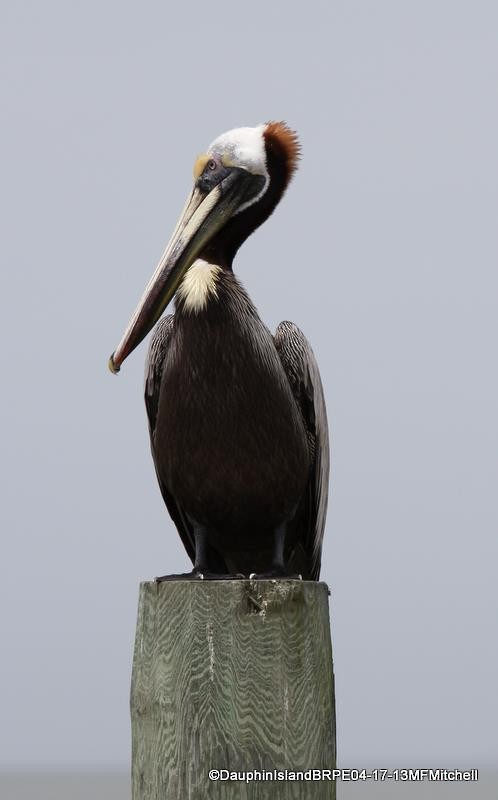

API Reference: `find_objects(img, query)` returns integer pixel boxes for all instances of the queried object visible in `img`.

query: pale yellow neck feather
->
[177,259,221,312]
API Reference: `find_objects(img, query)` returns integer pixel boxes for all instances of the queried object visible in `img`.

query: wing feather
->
[274,321,330,580]
[144,316,196,565]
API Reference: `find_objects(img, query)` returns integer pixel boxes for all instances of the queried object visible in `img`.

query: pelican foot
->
[249,571,303,580]
[155,571,246,582]
[198,572,247,581]
[155,571,204,582]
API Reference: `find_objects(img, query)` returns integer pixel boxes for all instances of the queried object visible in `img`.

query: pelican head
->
[109,121,300,373]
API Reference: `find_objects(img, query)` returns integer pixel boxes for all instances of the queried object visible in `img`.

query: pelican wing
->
[274,321,330,580]
[144,315,196,565]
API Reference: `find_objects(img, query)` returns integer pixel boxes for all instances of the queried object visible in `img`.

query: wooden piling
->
[131,579,336,799]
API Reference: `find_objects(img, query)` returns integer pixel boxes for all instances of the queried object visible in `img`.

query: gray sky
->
[1,0,497,772]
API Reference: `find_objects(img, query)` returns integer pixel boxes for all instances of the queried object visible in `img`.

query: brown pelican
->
[109,122,329,580]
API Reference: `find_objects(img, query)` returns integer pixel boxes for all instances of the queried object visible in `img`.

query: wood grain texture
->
[131,580,336,799]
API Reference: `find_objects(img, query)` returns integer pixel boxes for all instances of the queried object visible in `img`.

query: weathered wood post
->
[131,579,336,799]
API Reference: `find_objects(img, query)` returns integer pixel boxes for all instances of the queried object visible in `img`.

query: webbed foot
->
[155,570,246,582]
[249,570,303,580]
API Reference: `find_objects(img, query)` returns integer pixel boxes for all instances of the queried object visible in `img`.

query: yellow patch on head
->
[193,153,209,179]
[220,153,236,169]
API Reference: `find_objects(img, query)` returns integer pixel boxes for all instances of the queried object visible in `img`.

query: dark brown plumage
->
[145,267,328,578]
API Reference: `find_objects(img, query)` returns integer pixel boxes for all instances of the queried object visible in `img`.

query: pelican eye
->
[208,159,217,171]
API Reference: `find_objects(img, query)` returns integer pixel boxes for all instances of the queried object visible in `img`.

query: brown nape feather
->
[263,121,301,189]
[202,122,301,268]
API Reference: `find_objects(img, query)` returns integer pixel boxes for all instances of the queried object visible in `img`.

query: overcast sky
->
[1,0,497,772]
